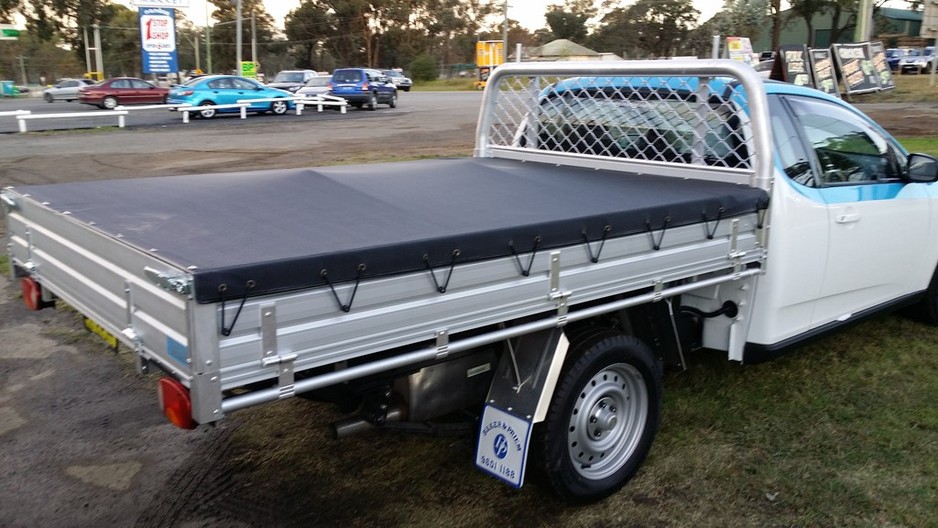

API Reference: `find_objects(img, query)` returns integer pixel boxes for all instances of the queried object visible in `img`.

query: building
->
[750,7,926,52]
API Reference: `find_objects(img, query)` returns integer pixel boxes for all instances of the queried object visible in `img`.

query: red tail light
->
[157,377,196,429]
[176,90,194,96]
[21,277,53,310]
[362,81,369,91]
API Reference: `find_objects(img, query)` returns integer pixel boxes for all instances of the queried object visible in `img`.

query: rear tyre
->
[270,99,289,115]
[540,333,662,503]
[198,101,216,119]
[388,92,397,108]
[367,92,378,111]
[102,96,118,110]
[43,93,53,103]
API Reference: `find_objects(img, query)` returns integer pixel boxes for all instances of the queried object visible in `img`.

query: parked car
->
[295,75,332,98]
[42,78,96,103]
[899,47,936,74]
[381,69,413,92]
[329,68,397,110]
[886,48,914,71]
[167,74,294,118]
[78,77,169,109]
[267,69,319,93]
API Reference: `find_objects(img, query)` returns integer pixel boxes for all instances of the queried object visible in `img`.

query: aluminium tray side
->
[5,192,200,382]
[213,211,764,392]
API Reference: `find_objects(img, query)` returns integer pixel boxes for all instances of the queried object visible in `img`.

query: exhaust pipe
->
[329,405,404,439]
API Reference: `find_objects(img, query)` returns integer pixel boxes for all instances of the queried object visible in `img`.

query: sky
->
[163,0,723,31]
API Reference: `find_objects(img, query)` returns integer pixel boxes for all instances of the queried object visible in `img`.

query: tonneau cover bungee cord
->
[16,157,768,303]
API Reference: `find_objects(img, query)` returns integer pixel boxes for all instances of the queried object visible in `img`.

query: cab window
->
[785,96,905,185]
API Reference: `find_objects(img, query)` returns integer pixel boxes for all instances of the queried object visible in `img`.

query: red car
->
[79,77,169,109]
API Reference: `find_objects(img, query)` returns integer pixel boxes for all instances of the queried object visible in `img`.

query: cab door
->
[784,95,932,325]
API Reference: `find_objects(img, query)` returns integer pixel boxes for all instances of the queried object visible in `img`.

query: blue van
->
[330,68,397,110]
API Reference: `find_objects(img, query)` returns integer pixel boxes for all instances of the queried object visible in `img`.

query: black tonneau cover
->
[19,158,768,303]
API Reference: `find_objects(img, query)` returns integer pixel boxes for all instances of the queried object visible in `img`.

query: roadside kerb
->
[17,110,128,133]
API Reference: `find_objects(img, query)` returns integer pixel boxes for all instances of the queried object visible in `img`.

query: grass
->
[205,313,938,526]
[412,78,480,91]
[897,136,938,156]
[853,71,938,103]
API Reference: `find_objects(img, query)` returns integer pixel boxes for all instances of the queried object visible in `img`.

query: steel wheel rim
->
[566,362,648,480]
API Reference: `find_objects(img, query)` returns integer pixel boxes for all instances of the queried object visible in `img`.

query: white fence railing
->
[5,94,354,131]
[16,110,128,133]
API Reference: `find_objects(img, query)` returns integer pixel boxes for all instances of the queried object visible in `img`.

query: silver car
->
[382,70,412,92]
[295,75,332,98]
[42,78,95,102]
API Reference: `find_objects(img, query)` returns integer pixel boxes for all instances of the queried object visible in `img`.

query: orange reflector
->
[157,377,196,430]
[21,277,43,311]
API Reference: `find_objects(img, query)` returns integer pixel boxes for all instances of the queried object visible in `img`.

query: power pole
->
[16,55,27,84]
[235,0,242,75]
[93,24,104,79]
[205,26,212,73]
[251,11,257,68]
[83,27,93,75]
[855,0,873,43]
[502,1,509,64]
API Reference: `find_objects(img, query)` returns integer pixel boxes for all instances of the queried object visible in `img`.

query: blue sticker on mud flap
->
[167,337,189,366]
[475,405,532,488]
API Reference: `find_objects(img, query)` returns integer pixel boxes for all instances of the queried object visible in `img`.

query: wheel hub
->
[588,398,618,438]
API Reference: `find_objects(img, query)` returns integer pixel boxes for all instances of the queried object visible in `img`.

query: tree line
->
[0,0,919,84]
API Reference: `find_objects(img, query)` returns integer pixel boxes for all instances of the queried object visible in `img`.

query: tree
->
[544,0,597,42]
[787,0,830,47]
[284,1,337,70]
[715,0,770,43]
[589,0,698,58]
[409,52,437,80]
[208,0,276,74]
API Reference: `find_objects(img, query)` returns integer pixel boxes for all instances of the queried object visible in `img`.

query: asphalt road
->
[0,90,482,135]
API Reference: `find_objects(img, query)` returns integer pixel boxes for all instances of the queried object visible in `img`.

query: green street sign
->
[240,61,256,79]
[0,25,20,40]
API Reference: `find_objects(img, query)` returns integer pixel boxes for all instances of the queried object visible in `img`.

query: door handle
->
[835,213,860,224]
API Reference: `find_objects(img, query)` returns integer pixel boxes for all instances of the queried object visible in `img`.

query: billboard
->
[139,7,178,74]
[476,41,504,68]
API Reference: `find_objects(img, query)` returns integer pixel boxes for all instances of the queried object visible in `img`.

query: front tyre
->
[270,99,289,115]
[388,92,397,108]
[198,101,216,119]
[102,95,118,109]
[541,334,662,503]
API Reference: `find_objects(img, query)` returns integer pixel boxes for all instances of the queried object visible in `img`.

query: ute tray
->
[16,157,768,303]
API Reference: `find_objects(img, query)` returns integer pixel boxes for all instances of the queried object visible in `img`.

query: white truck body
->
[5,60,937,502]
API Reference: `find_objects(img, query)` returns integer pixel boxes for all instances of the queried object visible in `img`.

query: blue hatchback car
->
[329,68,397,110]
[167,75,295,118]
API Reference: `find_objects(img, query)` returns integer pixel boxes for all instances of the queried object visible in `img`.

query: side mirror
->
[906,153,938,183]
